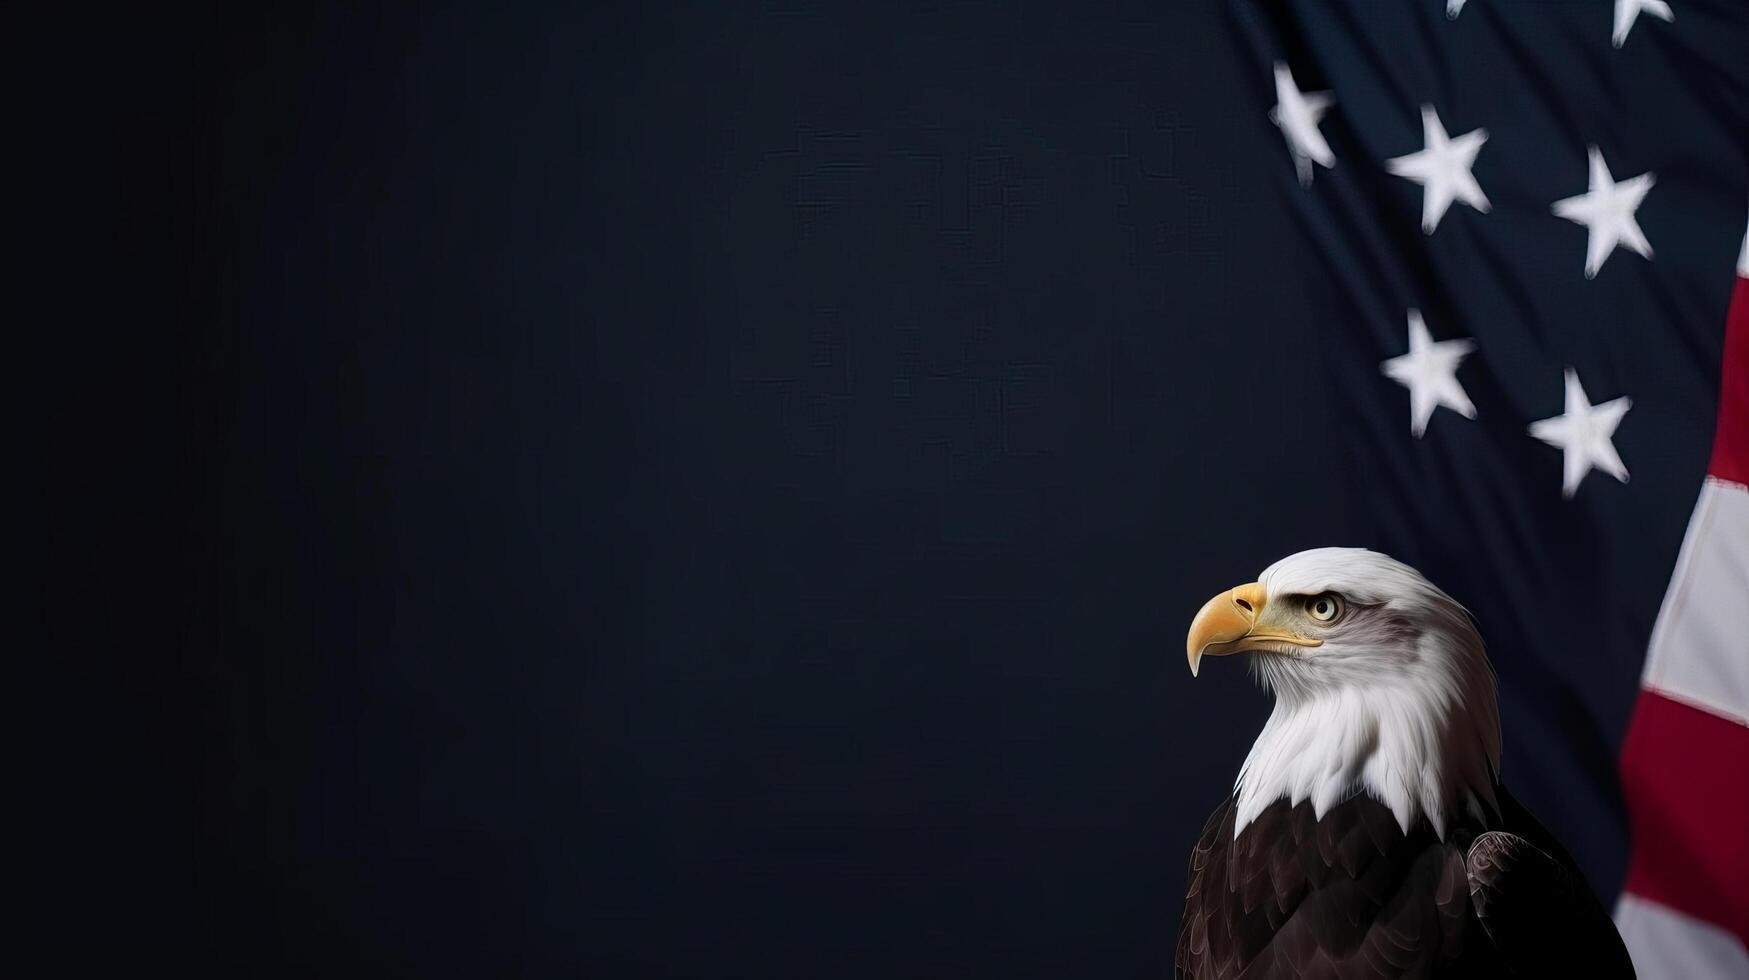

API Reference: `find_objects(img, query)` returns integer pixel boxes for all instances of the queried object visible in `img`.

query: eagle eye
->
[1307,593,1343,623]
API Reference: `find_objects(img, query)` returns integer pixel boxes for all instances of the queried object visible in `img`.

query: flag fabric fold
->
[1230,4,1748,974]
[1614,226,1749,975]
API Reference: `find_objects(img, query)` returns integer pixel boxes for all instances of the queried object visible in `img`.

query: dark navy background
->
[53,1,1723,976]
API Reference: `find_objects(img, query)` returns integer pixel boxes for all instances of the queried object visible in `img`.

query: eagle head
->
[1186,547,1502,837]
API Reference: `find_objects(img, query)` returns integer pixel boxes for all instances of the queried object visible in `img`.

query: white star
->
[1380,310,1477,438]
[1269,62,1334,188]
[1551,147,1655,279]
[1447,0,1467,18]
[1527,368,1632,498]
[1385,106,1491,233]
[1613,0,1673,48]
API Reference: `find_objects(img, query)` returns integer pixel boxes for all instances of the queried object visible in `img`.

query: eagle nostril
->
[1234,597,1254,614]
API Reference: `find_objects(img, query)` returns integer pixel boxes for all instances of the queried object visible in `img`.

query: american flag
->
[1230,2,1747,975]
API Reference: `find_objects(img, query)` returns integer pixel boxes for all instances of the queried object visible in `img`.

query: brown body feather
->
[1175,790,1633,979]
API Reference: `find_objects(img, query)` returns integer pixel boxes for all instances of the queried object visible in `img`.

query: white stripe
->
[1639,477,1749,726]
[1739,210,1748,277]
[1616,894,1749,979]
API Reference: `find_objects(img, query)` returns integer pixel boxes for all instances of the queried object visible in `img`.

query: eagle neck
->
[1231,676,1499,841]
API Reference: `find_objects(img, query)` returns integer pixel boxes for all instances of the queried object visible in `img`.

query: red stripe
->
[1710,276,1749,485]
[1618,689,1749,944]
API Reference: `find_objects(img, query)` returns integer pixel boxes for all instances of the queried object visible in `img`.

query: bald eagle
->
[1176,548,1634,979]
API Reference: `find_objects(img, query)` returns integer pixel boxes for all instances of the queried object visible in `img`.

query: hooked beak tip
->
[1185,581,1268,677]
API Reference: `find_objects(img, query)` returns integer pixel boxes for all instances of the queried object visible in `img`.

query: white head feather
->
[1231,547,1501,839]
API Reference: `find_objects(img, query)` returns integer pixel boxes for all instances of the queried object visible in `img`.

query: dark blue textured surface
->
[49,1,1745,975]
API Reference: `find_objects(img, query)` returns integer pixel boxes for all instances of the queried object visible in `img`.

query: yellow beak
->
[1185,582,1322,676]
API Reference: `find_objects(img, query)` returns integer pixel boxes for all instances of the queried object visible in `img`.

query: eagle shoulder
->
[1465,802,1636,979]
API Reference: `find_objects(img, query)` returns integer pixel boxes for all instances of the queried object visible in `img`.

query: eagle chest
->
[1176,795,1499,980]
